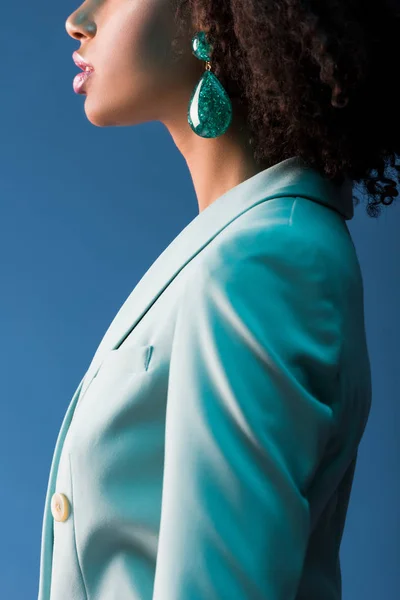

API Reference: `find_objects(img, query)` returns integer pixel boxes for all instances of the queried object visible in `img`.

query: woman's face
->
[65,0,202,127]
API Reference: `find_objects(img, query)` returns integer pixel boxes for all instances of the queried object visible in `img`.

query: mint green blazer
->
[38,156,372,600]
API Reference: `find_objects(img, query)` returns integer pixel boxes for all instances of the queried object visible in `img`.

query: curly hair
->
[172,0,400,218]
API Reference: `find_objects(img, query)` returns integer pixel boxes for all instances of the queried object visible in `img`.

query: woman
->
[38,1,398,599]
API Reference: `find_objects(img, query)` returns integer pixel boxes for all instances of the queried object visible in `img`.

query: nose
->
[65,11,96,41]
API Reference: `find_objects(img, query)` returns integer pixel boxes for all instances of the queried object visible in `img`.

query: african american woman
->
[38,1,399,599]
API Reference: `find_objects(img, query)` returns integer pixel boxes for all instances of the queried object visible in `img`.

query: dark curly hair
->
[172,0,400,218]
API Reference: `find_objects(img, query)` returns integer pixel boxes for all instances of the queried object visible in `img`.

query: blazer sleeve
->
[152,226,342,600]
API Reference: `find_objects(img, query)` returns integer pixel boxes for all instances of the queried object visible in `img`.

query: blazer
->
[37,155,372,600]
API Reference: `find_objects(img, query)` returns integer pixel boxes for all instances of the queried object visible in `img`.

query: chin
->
[84,112,118,127]
[85,107,149,128]
[82,101,124,127]
[82,86,155,127]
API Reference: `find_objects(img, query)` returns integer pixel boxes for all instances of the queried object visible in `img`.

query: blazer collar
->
[81,155,354,392]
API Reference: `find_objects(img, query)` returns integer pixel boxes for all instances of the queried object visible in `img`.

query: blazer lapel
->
[79,155,354,396]
[38,375,85,600]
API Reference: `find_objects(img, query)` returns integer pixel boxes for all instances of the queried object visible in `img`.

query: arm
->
[152,227,341,600]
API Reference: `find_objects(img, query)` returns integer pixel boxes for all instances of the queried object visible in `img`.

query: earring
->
[187,31,233,138]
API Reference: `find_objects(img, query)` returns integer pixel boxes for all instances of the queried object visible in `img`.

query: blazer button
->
[51,492,70,522]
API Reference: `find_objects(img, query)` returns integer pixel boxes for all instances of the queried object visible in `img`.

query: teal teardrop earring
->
[187,31,233,138]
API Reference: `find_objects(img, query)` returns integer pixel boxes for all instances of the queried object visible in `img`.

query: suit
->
[37,155,372,599]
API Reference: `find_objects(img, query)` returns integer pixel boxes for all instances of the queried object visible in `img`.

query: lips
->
[72,51,94,72]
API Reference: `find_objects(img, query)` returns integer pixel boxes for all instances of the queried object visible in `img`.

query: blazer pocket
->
[92,344,154,383]
[67,344,154,446]
[77,344,154,403]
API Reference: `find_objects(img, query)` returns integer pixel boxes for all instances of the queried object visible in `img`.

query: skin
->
[65,0,270,213]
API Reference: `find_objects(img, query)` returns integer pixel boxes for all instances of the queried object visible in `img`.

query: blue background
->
[1,2,398,598]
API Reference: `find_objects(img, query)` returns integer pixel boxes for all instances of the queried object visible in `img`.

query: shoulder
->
[175,196,346,384]
[177,195,362,347]
[195,195,359,292]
